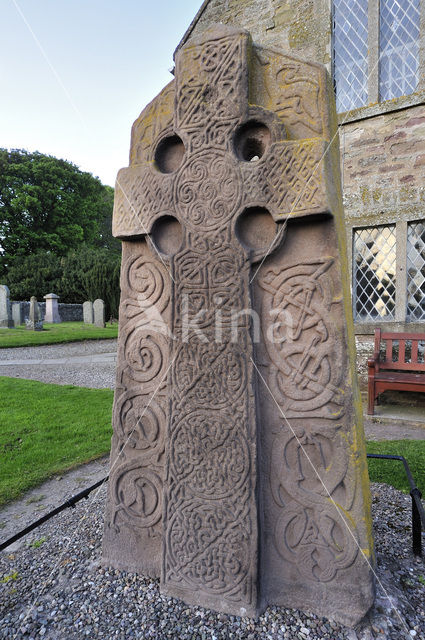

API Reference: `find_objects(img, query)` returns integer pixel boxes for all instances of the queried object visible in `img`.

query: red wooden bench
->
[367,328,425,415]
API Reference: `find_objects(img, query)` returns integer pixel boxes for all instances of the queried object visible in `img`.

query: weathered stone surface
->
[83,301,94,324]
[12,302,22,327]
[0,285,13,329]
[43,293,61,323]
[103,25,375,626]
[26,296,43,331]
[93,299,105,328]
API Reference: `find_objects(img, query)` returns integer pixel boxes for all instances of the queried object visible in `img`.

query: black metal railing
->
[0,454,424,556]
[0,476,108,552]
[367,453,424,556]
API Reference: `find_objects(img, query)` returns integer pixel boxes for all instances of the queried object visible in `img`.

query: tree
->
[60,245,121,318]
[5,250,62,301]
[0,149,117,278]
[6,246,121,318]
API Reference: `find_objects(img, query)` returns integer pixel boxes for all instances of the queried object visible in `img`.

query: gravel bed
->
[0,340,117,389]
[1,483,424,640]
[0,363,116,389]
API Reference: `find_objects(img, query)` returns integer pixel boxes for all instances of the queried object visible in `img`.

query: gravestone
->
[44,293,61,323]
[12,302,22,327]
[26,296,43,331]
[93,299,105,328]
[0,285,13,329]
[83,301,94,324]
[103,25,375,626]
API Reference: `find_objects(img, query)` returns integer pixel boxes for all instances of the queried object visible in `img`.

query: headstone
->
[103,25,374,626]
[26,296,43,331]
[43,293,61,323]
[93,299,105,328]
[12,302,22,327]
[83,301,94,324]
[0,285,13,329]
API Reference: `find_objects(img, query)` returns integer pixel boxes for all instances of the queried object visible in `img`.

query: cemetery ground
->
[0,342,424,639]
[0,377,113,504]
[0,321,118,349]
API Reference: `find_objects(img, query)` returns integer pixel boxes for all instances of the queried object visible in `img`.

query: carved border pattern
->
[106,252,170,538]
[260,260,359,581]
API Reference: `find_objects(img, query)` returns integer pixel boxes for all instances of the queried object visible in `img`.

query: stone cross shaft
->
[105,24,375,626]
[112,26,330,617]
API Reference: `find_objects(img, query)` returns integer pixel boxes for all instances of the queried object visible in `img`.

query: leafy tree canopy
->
[6,246,121,318]
[0,148,118,277]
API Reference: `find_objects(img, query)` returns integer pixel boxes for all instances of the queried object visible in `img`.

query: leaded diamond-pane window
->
[354,226,396,321]
[380,0,420,100]
[407,221,425,320]
[333,0,368,112]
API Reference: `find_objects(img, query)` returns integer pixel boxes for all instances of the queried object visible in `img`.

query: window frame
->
[350,220,425,332]
[332,0,425,114]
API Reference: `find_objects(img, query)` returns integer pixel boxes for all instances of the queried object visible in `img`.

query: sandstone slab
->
[103,25,375,626]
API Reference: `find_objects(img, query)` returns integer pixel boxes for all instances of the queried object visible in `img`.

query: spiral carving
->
[174,151,241,231]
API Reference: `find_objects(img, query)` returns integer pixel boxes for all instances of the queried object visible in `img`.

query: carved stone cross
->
[103,24,375,625]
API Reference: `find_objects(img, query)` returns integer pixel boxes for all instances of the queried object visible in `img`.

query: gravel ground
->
[0,340,117,389]
[0,340,117,361]
[0,483,424,640]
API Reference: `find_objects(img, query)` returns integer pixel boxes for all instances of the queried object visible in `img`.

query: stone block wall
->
[341,103,425,224]
[14,302,83,323]
[178,0,332,71]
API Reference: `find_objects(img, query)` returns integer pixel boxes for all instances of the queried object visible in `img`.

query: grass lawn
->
[0,373,423,505]
[366,440,425,493]
[0,321,118,349]
[0,377,113,505]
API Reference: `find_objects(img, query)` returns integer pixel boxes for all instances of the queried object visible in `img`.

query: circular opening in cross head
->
[151,215,183,257]
[234,121,271,162]
[236,207,277,252]
[154,135,185,173]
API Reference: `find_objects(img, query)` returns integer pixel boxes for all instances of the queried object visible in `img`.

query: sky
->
[0,0,203,186]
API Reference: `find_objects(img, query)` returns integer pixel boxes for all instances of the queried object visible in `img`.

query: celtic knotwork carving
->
[260,259,345,419]
[241,140,328,218]
[252,48,328,139]
[109,461,163,532]
[169,409,250,499]
[174,151,242,231]
[175,33,247,137]
[270,422,358,582]
[165,499,251,596]
[275,64,322,135]
[172,340,248,408]
[105,23,374,624]
[113,166,173,238]
[114,390,165,458]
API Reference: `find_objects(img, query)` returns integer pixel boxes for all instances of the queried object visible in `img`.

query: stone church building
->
[177,0,425,392]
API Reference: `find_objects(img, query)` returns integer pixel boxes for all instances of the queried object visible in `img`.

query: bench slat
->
[385,339,393,363]
[412,340,419,363]
[398,340,405,365]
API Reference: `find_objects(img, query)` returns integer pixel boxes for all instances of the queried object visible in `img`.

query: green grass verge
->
[0,377,113,505]
[366,440,425,493]
[0,321,118,349]
[0,374,423,505]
